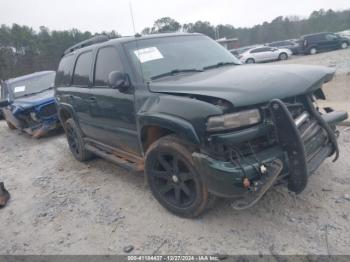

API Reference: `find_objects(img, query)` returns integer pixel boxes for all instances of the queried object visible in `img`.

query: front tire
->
[145,135,209,218]
[278,52,288,60]
[65,118,94,162]
[341,42,348,49]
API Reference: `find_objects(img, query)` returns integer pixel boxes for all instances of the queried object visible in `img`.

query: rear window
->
[8,72,56,99]
[72,51,93,86]
[55,54,74,86]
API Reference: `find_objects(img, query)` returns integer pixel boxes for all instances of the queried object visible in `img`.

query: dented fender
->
[137,94,223,145]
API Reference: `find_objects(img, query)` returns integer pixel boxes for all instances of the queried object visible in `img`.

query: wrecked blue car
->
[0,71,60,138]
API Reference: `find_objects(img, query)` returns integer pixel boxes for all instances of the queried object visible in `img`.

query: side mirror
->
[0,99,10,108]
[108,71,130,91]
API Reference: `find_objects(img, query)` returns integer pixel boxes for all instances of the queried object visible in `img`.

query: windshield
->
[8,72,55,99]
[124,35,241,81]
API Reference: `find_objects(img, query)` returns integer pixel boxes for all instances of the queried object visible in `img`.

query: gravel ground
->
[1,49,350,255]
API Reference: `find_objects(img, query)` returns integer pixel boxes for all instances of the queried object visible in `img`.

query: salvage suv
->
[54,33,348,217]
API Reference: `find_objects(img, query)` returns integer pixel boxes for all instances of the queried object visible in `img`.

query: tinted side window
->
[251,48,263,53]
[94,46,124,86]
[55,54,74,86]
[252,47,270,53]
[72,51,93,86]
[316,34,326,41]
[325,34,338,41]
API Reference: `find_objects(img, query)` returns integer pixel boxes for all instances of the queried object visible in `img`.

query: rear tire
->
[246,58,255,64]
[145,135,210,218]
[309,47,317,55]
[6,120,16,130]
[341,42,348,49]
[64,118,94,162]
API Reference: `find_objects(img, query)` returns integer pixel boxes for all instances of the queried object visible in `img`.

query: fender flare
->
[56,103,83,133]
[138,113,200,145]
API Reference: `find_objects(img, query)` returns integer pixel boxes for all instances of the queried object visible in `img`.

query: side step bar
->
[85,144,144,172]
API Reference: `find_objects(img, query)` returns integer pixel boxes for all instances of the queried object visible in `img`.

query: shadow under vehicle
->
[55,33,347,217]
[0,71,61,138]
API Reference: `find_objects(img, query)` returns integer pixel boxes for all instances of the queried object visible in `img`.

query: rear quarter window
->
[55,54,75,86]
[72,51,93,86]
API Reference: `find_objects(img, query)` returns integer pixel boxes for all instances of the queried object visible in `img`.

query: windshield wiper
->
[203,62,237,70]
[150,69,203,80]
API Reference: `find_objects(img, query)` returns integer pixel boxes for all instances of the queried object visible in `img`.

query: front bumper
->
[3,108,61,138]
[23,117,61,138]
[193,98,348,200]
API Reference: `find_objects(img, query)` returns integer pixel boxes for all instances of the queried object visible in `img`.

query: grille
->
[209,95,326,163]
[39,103,57,118]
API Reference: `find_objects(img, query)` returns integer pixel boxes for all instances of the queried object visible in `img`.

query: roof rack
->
[63,35,109,56]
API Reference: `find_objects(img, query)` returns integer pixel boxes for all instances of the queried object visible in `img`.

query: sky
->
[0,0,349,35]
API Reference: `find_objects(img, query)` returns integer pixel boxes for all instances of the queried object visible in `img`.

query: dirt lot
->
[1,49,350,255]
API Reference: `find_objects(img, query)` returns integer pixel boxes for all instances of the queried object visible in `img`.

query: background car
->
[239,46,292,64]
[266,40,300,55]
[336,29,350,39]
[298,32,349,55]
[229,45,259,58]
[0,71,61,138]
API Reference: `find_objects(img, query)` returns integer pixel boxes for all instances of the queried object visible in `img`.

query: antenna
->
[129,2,145,84]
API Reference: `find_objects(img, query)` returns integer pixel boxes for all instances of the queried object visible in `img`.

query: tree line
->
[0,8,349,80]
[0,25,119,80]
[143,9,350,44]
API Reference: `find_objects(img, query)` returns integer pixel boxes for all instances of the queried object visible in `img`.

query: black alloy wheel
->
[150,153,197,208]
[145,135,210,217]
[65,118,94,162]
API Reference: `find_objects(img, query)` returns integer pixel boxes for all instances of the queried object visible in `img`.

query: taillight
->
[303,39,307,47]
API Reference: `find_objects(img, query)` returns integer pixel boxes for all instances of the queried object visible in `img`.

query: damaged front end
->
[193,94,348,209]
[3,101,60,138]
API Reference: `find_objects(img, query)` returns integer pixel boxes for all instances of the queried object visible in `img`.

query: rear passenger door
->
[316,34,330,51]
[252,47,274,62]
[70,50,94,135]
[87,45,140,155]
[250,48,265,62]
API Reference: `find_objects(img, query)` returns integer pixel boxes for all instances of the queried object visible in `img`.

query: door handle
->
[89,97,97,103]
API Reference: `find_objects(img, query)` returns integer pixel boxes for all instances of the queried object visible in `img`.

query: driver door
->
[87,45,140,155]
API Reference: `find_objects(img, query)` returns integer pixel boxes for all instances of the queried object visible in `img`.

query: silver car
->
[239,46,292,64]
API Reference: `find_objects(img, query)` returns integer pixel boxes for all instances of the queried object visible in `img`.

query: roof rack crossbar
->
[63,35,109,56]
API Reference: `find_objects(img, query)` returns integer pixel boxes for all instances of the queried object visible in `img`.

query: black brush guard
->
[231,97,341,210]
[269,97,339,194]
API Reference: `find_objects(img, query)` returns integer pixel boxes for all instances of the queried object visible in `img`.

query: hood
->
[11,89,55,112]
[149,64,335,107]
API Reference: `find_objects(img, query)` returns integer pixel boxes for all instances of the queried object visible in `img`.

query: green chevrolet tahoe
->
[54,33,348,217]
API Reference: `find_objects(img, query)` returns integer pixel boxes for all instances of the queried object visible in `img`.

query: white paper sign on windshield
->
[134,47,164,63]
[14,86,26,93]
